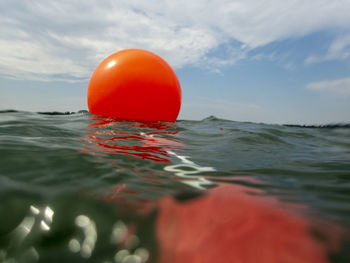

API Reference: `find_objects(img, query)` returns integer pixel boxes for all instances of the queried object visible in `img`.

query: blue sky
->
[1,0,350,124]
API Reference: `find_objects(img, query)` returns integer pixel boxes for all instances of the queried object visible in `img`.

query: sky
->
[1,0,350,124]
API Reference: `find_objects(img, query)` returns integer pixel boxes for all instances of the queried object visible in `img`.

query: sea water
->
[0,110,349,262]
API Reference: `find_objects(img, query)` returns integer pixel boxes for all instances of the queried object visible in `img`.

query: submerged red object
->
[87,49,181,122]
[156,184,337,263]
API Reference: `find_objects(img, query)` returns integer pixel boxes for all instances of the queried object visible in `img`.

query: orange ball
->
[87,49,181,122]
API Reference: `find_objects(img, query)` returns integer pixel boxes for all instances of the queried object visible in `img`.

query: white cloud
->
[306,77,350,95]
[305,34,350,64]
[0,0,350,81]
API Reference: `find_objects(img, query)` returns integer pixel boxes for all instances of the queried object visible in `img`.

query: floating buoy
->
[87,49,181,122]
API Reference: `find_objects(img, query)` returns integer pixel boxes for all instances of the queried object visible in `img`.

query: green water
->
[0,110,349,262]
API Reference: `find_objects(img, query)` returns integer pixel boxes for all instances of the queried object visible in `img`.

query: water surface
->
[0,110,349,262]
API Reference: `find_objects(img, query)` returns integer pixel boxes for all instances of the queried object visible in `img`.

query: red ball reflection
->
[79,115,182,163]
